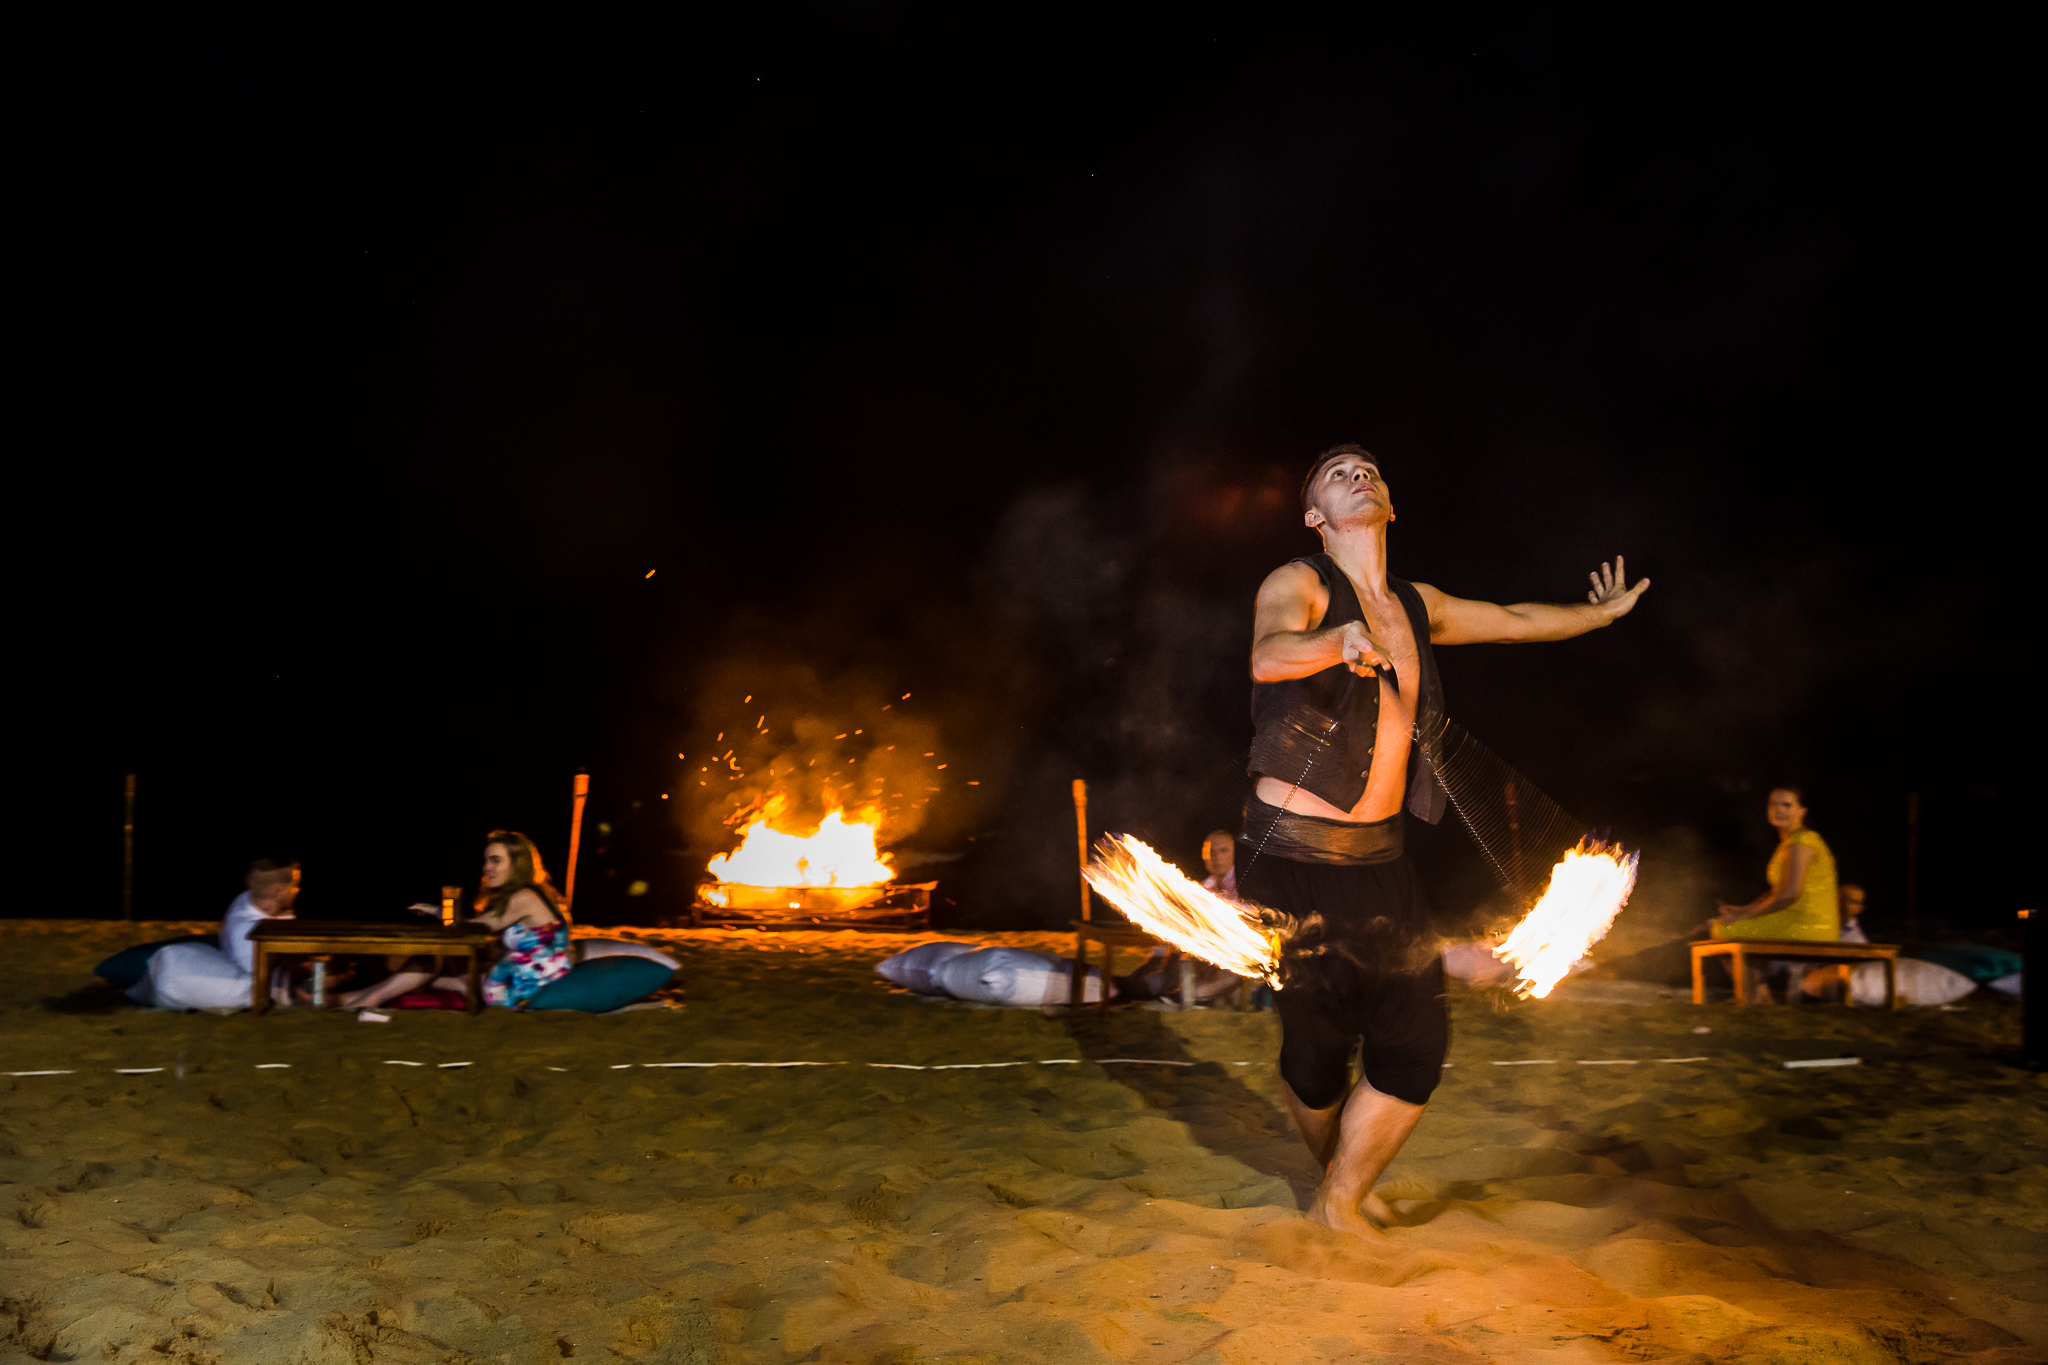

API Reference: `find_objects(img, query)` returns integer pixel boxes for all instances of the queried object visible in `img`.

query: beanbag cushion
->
[875,940,982,994]
[525,955,675,1011]
[577,937,682,970]
[1914,944,2025,984]
[94,935,216,990]
[1850,957,1977,1006]
[128,942,251,1011]
[936,946,1107,1006]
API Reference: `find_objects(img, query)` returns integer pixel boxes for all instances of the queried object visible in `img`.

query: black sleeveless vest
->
[1247,553,1447,824]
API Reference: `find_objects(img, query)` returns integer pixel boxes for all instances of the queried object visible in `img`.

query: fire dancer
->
[1244,443,1647,1236]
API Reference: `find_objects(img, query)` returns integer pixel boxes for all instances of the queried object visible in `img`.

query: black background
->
[40,6,2033,942]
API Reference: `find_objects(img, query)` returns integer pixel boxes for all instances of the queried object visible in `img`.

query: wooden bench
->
[1690,937,1900,1007]
[248,920,499,1014]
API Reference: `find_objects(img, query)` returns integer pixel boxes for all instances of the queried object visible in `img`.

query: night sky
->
[48,7,2031,938]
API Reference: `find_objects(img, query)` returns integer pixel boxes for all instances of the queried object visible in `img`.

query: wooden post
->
[1072,778,1091,922]
[1905,791,1920,946]
[2021,909,2042,1069]
[564,771,591,913]
[122,774,136,921]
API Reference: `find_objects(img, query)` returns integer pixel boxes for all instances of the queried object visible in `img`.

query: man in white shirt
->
[1199,830,1238,900]
[131,858,299,1010]
[221,859,300,972]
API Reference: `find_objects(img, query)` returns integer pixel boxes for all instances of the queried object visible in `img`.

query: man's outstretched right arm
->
[1250,563,1388,682]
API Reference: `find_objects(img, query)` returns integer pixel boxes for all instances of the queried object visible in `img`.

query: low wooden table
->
[1690,937,1900,1008]
[248,920,499,1015]
[1070,919,1196,1009]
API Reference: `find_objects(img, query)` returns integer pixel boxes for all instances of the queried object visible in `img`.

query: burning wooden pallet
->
[688,880,936,930]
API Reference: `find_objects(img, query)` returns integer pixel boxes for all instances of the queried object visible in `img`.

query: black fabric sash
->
[1241,790,1405,866]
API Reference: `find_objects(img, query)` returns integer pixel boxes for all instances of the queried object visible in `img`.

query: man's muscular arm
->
[1250,562,1388,681]
[1415,556,1650,646]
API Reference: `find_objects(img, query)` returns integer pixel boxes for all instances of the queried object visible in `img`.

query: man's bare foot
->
[1361,1191,1395,1227]
[1307,1186,1383,1238]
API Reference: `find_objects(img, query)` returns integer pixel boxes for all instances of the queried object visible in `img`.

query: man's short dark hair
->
[1301,443,1380,512]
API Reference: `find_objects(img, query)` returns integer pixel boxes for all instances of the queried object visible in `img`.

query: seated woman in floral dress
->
[342,829,572,1010]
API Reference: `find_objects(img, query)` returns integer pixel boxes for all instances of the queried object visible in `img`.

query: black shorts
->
[1239,852,1448,1109]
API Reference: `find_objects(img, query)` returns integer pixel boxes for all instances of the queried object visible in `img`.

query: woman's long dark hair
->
[477,830,570,925]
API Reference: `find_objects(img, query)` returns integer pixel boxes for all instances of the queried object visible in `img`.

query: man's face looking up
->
[1304,455,1391,532]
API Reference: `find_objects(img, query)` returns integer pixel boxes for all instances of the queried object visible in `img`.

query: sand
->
[2,918,2043,1364]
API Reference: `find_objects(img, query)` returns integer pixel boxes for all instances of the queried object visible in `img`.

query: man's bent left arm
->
[1416,556,1649,646]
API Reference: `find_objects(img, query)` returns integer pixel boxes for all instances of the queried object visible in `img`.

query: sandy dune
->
[3,918,2043,1363]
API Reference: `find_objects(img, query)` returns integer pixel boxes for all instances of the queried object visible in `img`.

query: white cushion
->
[577,938,681,970]
[1850,958,1976,1006]
[875,941,980,994]
[936,946,1107,1006]
[129,942,252,1011]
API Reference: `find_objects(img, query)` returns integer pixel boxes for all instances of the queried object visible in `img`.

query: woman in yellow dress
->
[1714,787,1839,941]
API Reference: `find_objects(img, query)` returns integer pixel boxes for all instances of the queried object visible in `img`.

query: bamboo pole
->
[1072,778,1091,922]
[564,771,591,913]
[122,774,136,921]
[1905,790,1920,945]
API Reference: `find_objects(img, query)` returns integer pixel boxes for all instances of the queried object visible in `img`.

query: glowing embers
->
[1083,835,1279,986]
[1495,838,1640,998]
[697,800,930,928]
[707,804,894,889]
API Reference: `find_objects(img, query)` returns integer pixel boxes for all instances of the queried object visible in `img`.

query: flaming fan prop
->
[1084,835,1281,986]
[1493,838,1639,997]
[1080,715,1640,999]
[1419,716,1640,997]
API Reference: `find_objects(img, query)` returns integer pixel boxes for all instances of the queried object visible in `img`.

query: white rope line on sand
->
[5,1054,1752,1077]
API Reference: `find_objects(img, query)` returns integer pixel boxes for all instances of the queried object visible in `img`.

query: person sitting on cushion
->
[227,857,300,967]
[341,830,572,1010]
[131,857,300,1010]
[1118,831,1254,1005]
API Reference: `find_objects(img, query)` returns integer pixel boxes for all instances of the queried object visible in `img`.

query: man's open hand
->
[1587,556,1650,618]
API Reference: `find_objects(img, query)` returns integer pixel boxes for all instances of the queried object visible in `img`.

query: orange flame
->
[1084,835,1278,985]
[707,801,894,888]
[1494,839,1640,998]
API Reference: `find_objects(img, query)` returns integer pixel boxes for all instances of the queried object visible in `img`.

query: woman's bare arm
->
[473,887,554,930]
[1717,843,1814,922]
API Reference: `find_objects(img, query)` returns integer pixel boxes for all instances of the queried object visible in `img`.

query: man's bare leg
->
[1285,1078,1423,1235]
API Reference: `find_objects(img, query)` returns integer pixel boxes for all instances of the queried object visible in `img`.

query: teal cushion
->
[93,935,216,989]
[525,955,674,1011]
